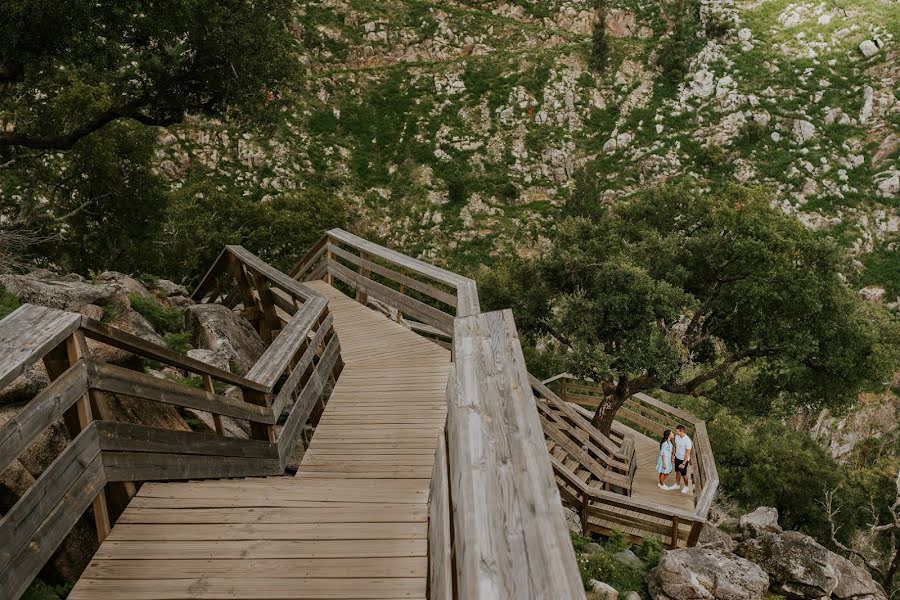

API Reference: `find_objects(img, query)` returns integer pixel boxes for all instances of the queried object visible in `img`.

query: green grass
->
[127,293,184,335]
[22,580,72,600]
[0,288,20,320]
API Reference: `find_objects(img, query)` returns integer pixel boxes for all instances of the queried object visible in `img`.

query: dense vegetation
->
[482,183,900,433]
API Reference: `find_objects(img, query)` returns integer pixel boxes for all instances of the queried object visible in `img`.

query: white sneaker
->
[681,487,690,494]
[657,483,665,489]
[666,484,679,490]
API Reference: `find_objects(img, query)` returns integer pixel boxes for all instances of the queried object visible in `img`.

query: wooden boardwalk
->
[69,281,450,599]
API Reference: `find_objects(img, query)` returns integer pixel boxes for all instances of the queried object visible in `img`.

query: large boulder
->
[740,507,783,539]
[647,547,769,600]
[0,271,119,310]
[737,531,886,600]
[185,304,266,374]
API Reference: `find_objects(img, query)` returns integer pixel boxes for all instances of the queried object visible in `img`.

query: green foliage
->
[446,176,468,207]
[163,331,193,354]
[21,580,72,600]
[589,0,610,73]
[711,414,842,535]
[571,531,646,594]
[481,184,900,425]
[0,0,295,149]
[127,293,183,335]
[163,182,347,283]
[33,122,167,274]
[0,288,20,320]
[655,0,702,87]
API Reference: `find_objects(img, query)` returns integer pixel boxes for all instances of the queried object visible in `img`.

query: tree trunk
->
[884,545,899,598]
[591,388,628,437]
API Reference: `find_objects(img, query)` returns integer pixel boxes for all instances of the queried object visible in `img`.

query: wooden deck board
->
[69,281,450,600]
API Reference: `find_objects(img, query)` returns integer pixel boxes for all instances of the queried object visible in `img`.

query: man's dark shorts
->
[674,456,689,477]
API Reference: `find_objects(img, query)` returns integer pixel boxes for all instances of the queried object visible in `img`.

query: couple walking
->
[656,424,692,494]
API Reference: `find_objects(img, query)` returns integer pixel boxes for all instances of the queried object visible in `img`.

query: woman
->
[657,429,676,490]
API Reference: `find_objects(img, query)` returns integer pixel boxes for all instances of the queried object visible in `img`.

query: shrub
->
[590,0,610,73]
[22,580,72,600]
[127,293,183,335]
[0,288,20,320]
[163,331,193,354]
[446,176,467,207]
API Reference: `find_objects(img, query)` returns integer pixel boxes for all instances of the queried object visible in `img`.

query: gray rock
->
[187,349,231,372]
[585,542,603,554]
[624,592,641,600]
[613,549,644,570]
[699,524,738,552]
[740,507,783,539]
[738,531,886,600]
[155,279,190,297]
[563,505,583,535]
[95,271,153,298]
[792,119,816,142]
[590,580,619,600]
[0,271,119,310]
[185,304,266,373]
[858,40,879,58]
[647,547,769,600]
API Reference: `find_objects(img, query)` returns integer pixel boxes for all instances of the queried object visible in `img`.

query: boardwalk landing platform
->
[69,281,450,600]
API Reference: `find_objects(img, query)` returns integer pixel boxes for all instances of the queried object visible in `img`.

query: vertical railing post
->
[42,331,112,543]
[356,251,371,305]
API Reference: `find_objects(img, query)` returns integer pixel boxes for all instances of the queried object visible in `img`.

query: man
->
[673,424,693,494]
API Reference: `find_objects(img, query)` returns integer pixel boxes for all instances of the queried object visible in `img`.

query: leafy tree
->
[480,184,900,434]
[162,182,348,284]
[590,0,610,73]
[0,0,295,150]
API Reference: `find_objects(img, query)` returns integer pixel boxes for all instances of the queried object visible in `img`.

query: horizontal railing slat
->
[0,305,82,390]
[0,360,88,473]
[80,317,267,393]
[244,296,328,388]
[95,421,278,459]
[86,361,274,424]
[326,242,458,308]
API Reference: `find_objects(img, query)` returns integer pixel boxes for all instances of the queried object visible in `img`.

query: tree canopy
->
[481,184,900,433]
[0,0,295,150]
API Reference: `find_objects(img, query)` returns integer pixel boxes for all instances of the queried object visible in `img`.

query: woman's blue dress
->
[656,440,673,474]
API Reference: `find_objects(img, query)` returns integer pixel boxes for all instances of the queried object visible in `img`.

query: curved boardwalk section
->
[69,280,449,600]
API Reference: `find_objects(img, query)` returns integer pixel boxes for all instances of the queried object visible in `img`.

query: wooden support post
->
[324,247,334,286]
[229,253,262,332]
[580,494,590,535]
[670,516,680,549]
[251,271,282,344]
[687,521,703,547]
[396,268,407,323]
[356,251,371,305]
[42,333,112,543]
[202,374,224,436]
[241,389,276,443]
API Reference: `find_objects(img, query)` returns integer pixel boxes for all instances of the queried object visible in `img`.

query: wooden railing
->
[0,247,341,600]
[292,229,480,342]
[546,375,719,547]
[294,231,585,599]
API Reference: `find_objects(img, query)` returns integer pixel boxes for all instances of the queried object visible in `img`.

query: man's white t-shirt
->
[674,434,693,460]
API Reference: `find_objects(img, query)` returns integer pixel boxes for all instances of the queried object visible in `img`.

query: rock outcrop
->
[647,547,769,600]
[736,508,888,600]
[739,506,782,538]
[185,304,267,373]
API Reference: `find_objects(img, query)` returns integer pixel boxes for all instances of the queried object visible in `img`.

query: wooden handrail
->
[544,373,718,546]
[0,246,343,600]
[292,229,481,329]
[436,310,584,599]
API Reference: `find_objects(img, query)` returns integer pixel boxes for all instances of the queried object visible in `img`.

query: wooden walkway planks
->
[625,422,695,511]
[69,281,450,600]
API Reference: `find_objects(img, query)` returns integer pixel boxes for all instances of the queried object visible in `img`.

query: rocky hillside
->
[153,0,898,300]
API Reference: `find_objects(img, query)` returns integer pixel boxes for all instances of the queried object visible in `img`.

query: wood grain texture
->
[448,310,585,599]
[69,280,449,600]
[0,304,81,389]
